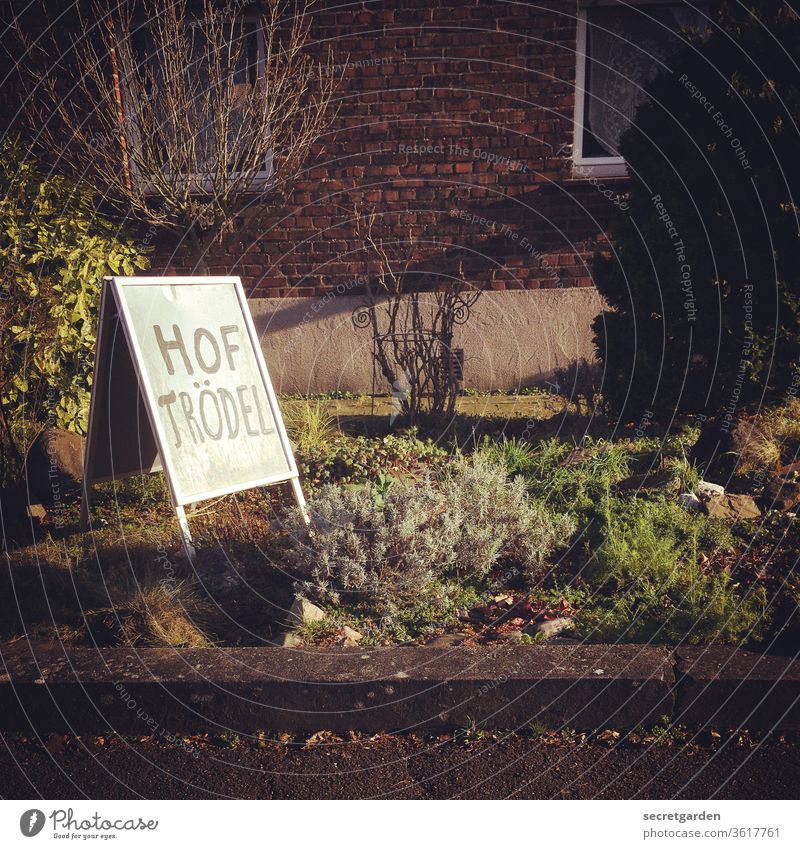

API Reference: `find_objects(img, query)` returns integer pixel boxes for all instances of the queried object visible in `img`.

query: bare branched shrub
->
[352,209,481,425]
[279,456,575,610]
[16,0,339,266]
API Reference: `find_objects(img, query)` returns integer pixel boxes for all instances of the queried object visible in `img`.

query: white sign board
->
[81,276,305,550]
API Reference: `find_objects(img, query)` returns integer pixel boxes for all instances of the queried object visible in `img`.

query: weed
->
[116,581,212,648]
[559,727,585,745]
[297,429,445,490]
[523,437,630,514]
[732,399,800,473]
[645,717,689,747]
[474,436,536,477]
[526,721,550,738]
[457,717,496,744]
[667,454,701,493]
[282,400,338,454]
[253,730,288,748]
[288,618,335,644]
[344,470,398,508]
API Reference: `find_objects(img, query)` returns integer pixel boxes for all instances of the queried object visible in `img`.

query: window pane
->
[129,18,262,178]
[582,4,707,158]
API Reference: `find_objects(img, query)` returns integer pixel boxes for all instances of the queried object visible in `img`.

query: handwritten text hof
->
[118,282,292,503]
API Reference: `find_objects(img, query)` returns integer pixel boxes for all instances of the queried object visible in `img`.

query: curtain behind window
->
[584,4,707,157]
[129,20,260,177]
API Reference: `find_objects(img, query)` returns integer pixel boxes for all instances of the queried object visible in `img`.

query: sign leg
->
[290,477,311,526]
[79,487,90,531]
[175,505,197,559]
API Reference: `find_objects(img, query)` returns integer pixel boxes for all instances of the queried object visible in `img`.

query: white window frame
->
[572,0,693,178]
[124,13,273,195]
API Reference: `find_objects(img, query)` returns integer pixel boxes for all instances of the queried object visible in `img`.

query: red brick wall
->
[5,0,619,298]
[152,0,618,296]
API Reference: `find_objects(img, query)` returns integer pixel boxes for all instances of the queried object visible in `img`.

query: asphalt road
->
[2,732,799,799]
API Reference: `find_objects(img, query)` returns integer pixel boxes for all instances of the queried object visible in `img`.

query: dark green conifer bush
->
[593,1,800,420]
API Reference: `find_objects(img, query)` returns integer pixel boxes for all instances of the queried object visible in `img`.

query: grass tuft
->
[282,400,339,454]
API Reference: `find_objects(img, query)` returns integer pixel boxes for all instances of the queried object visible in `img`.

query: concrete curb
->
[0,642,797,734]
[675,647,800,731]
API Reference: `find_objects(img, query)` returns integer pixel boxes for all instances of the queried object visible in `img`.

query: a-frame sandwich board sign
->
[80,276,308,556]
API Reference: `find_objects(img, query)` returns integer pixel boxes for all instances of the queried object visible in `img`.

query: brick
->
[0,1,614,298]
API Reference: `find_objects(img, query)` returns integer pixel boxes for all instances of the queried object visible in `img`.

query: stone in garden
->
[279,632,304,648]
[287,596,326,625]
[24,428,84,504]
[679,492,703,512]
[702,493,761,521]
[695,480,725,499]
[528,616,575,639]
[760,475,800,512]
[26,503,47,523]
[340,625,363,646]
[776,459,800,476]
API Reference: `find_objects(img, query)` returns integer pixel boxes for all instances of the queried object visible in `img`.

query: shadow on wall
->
[250,287,603,396]
[245,182,608,394]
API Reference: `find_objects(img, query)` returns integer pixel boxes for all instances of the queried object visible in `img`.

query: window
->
[573,1,709,177]
[125,15,273,194]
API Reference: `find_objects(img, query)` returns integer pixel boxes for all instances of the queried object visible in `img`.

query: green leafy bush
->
[296,429,446,489]
[592,2,800,419]
[577,569,768,645]
[279,456,575,611]
[587,497,733,584]
[0,140,148,470]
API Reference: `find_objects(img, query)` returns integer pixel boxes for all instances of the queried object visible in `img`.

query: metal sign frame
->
[80,275,307,555]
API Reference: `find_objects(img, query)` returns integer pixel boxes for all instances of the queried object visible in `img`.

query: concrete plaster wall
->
[250,288,603,394]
